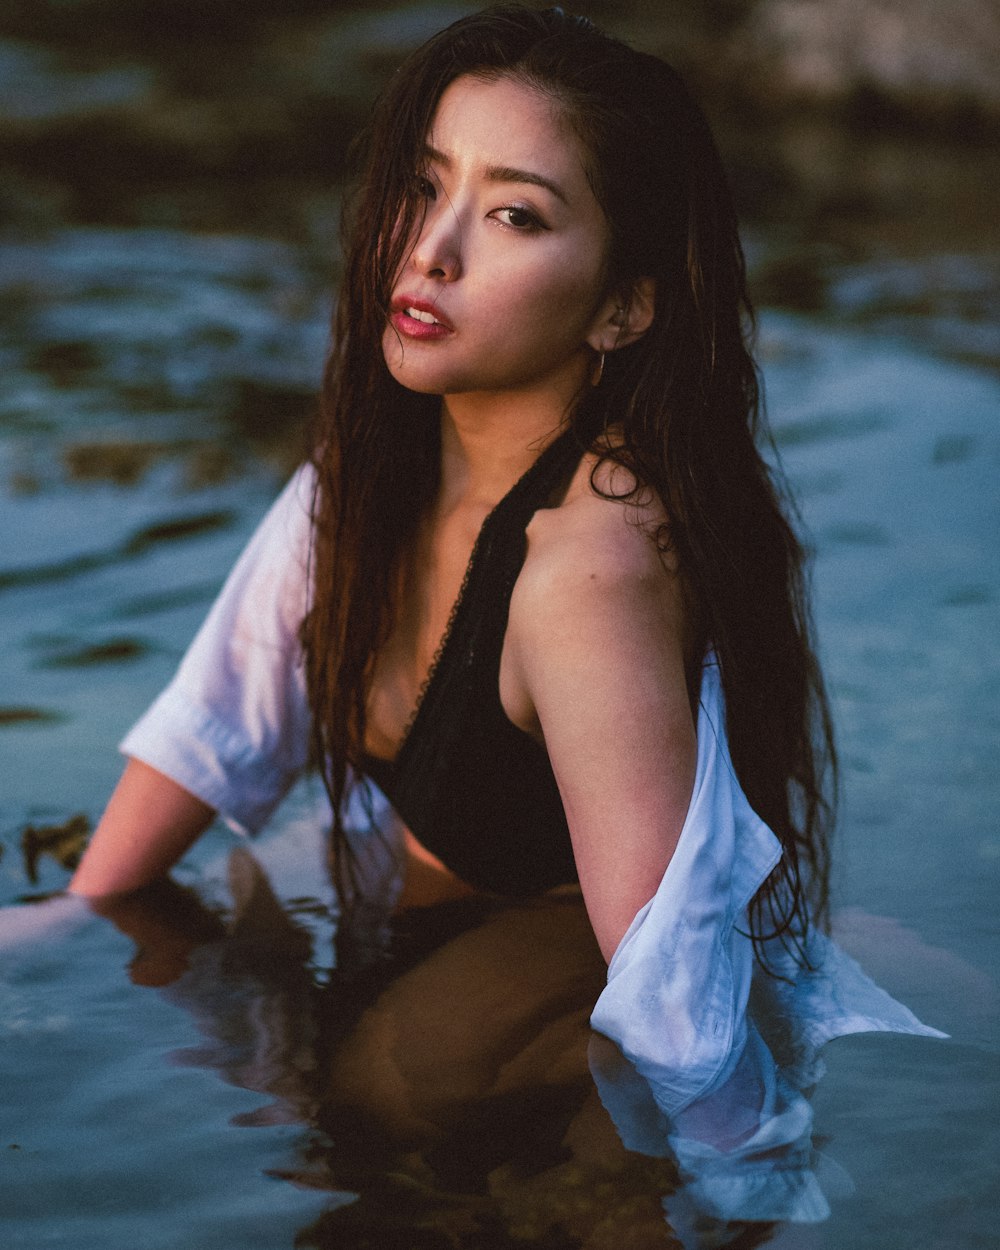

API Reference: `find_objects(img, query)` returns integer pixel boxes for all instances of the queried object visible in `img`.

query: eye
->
[492,205,545,232]
[413,173,437,200]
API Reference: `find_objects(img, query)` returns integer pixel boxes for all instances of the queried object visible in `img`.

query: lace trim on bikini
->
[396,517,482,751]
[393,423,582,764]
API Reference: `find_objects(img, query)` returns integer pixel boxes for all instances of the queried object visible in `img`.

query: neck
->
[438,383,580,510]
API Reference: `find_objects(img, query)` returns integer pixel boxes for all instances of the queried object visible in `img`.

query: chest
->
[364,506,535,759]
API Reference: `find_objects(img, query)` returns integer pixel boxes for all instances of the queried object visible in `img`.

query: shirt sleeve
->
[590,656,782,1114]
[120,464,316,835]
[591,656,946,1122]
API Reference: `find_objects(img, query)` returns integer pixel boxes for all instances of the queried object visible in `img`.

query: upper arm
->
[508,500,696,962]
[72,466,317,896]
[121,464,316,834]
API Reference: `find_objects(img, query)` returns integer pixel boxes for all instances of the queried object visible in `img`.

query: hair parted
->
[300,4,836,966]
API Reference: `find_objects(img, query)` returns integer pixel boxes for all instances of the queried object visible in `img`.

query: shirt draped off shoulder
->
[119,466,946,1178]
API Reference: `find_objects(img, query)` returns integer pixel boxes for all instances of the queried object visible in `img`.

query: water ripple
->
[0,509,235,592]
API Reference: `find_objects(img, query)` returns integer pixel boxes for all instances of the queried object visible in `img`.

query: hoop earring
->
[591,350,605,388]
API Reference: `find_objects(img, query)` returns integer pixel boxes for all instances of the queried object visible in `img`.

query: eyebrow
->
[423,145,569,204]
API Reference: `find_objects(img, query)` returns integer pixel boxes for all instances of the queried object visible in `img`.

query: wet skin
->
[381,73,616,408]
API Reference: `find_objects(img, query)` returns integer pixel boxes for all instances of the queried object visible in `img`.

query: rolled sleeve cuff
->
[120,682,296,837]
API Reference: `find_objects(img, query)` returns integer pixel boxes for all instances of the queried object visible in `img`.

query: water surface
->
[1,18,998,1241]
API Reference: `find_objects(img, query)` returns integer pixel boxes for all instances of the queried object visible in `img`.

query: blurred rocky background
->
[2,0,998,253]
[0,0,997,551]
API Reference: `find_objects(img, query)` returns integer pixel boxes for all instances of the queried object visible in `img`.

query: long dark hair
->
[301,4,836,957]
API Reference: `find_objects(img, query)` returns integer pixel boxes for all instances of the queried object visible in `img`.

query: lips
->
[389,295,454,340]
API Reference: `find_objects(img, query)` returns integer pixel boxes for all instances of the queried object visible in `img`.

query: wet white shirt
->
[122,464,945,1219]
[123,466,317,835]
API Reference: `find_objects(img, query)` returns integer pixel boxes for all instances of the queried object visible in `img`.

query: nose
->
[410,198,462,282]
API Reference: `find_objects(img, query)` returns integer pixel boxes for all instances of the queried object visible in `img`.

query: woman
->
[67,6,939,1118]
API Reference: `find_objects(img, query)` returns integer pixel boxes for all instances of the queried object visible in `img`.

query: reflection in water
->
[91,851,835,1248]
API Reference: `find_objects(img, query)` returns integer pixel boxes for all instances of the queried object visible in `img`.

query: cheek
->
[529,237,606,309]
[517,261,606,343]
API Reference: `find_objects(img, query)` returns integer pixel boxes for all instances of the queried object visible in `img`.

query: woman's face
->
[382,74,615,405]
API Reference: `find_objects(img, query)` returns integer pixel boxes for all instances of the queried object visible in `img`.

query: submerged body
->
[77,434,943,1125]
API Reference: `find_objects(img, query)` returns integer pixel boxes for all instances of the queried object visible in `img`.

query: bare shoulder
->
[505,450,698,960]
[505,449,692,721]
[515,449,682,621]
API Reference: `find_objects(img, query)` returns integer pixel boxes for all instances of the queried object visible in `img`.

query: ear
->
[586,277,656,354]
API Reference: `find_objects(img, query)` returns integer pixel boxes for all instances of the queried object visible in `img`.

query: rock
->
[20,813,91,882]
[730,0,1000,125]
[0,2,996,254]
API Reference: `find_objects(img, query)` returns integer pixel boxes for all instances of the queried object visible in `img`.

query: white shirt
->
[122,465,317,835]
[121,465,946,1220]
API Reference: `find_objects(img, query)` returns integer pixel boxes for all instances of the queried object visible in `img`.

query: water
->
[2,12,999,1246]
[1,216,996,1248]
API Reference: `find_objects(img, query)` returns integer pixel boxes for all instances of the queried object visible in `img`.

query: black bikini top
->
[362,422,592,896]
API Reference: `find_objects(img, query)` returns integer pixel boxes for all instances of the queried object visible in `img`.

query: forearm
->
[69,758,215,898]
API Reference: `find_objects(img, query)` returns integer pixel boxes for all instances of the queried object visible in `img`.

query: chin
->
[400,380,449,397]
[385,366,448,396]
[382,347,443,395]
[385,358,471,397]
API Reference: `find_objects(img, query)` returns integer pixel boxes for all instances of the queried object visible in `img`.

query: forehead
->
[427,74,592,194]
